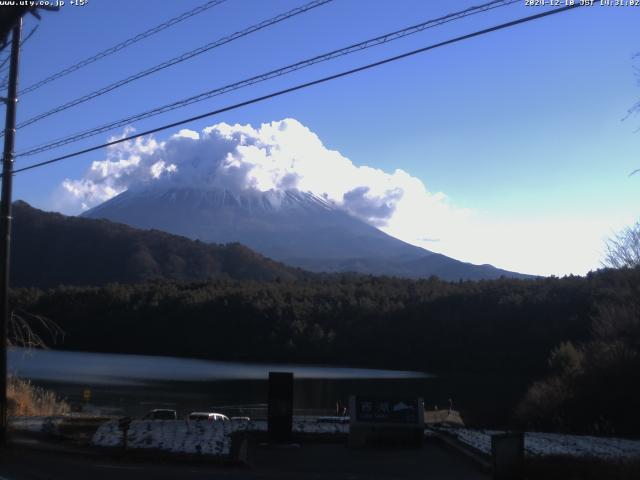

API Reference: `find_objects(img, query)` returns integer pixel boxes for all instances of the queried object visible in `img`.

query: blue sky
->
[6,0,640,276]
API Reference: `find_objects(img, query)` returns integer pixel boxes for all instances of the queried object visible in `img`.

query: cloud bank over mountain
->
[53,118,625,276]
[55,117,467,241]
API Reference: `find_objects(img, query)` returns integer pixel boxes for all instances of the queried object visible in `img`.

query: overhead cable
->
[9,4,582,176]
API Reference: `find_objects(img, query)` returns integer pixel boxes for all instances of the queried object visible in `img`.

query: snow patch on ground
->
[92,418,348,456]
[435,427,640,460]
[92,419,253,456]
[9,416,61,434]
[292,418,349,435]
[525,432,640,459]
[232,418,348,435]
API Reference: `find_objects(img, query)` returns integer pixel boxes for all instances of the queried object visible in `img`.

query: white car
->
[188,412,229,422]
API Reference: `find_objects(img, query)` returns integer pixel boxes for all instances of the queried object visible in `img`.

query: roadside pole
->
[0,17,23,445]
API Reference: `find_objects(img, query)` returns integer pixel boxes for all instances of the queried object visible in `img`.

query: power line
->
[12,0,334,132]
[9,4,582,176]
[17,0,229,96]
[0,25,39,89]
[0,25,37,73]
[16,0,520,157]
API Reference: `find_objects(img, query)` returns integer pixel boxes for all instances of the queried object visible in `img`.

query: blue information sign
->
[355,397,420,424]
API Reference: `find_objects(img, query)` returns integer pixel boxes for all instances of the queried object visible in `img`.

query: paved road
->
[0,442,489,479]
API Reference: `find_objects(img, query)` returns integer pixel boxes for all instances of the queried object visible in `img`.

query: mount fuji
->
[83,186,531,281]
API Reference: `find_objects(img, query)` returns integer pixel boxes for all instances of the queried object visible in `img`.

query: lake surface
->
[8,348,429,385]
[8,348,527,426]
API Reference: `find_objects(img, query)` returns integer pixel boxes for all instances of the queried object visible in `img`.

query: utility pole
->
[0,17,22,445]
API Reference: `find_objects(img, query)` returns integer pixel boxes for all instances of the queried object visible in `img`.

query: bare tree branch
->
[603,221,640,269]
[7,309,64,350]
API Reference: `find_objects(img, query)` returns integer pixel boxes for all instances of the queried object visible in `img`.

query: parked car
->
[230,416,251,422]
[188,412,229,422]
[144,409,177,420]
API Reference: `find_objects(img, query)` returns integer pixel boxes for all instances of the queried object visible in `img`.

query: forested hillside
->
[11,201,306,287]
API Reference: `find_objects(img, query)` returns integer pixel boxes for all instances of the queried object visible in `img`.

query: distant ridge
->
[11,201,306,288]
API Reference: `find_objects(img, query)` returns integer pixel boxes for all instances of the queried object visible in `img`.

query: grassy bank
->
[7,375,69,416]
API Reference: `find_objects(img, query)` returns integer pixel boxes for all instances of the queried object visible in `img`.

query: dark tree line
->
[8,274,590,373]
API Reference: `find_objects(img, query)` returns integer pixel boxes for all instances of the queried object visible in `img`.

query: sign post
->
[118,416,132,450]
[349,396,424,447]
[267,371,293,444]
[491,432,524,480]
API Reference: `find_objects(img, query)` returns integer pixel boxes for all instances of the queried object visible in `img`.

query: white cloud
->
[172,129,200,140]
[55,119,427,228]
[53,118,627,276]
[52,127,165,212]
